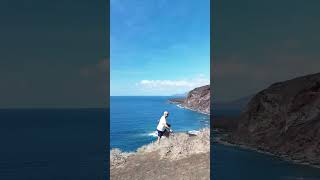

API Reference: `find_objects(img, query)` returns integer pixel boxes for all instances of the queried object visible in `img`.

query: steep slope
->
[232,73,320,166]
[170,85,210,114]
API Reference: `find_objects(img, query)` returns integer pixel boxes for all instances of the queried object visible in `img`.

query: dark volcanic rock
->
[231,73,320,166]
[169,85,210,114]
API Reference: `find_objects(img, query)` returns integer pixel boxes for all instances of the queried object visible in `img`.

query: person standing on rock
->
[156,111,172,143]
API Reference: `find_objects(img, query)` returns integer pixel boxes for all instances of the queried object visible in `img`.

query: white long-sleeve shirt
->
[156,115,167,131]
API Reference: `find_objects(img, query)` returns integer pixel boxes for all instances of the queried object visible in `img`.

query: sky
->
[213,0,320,102]
[3,0,319,106]
[0,0,107,108]
[110,0,210,96]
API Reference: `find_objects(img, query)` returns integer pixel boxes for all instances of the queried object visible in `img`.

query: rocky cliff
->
[170,85,210,114]
[231,73,320,166]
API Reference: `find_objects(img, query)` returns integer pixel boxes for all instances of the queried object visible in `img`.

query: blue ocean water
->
[212,109,320,180]
[0,108,106,180]
[110,96,210,152]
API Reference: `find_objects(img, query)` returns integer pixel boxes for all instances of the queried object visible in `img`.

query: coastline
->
[176,103,210,116]
[110,92,212,179]
[168,98,210,116]
[111,128,210,159]
[111,97,211,178]
[214,129,320,169]
[111,96,210,154]
[170,94,320,169]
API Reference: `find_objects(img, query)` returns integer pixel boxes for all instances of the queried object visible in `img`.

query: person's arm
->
[164,123,170,129]
[163,119,170,129]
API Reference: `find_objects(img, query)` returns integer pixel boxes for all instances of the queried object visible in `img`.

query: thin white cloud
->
[137,77,209,92]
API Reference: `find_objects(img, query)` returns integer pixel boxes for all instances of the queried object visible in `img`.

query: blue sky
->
[110,0,210,96]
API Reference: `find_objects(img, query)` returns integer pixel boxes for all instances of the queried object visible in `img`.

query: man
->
[156,111,171,143]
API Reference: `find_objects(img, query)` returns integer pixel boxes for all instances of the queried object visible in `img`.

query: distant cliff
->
[231,73,320,166]
[170,85,210,114]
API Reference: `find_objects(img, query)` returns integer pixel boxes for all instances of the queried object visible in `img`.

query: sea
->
[111,96,320,179]
[4,97,318,179]
[110,96,210,152]
[0,108,106,180]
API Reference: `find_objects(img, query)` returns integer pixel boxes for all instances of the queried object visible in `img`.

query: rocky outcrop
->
[231,73,320,166]
[110,129,210,180]
[170,85,210,114]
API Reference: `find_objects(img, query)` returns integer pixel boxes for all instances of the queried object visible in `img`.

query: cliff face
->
[183,85,210,114]
[170,85,210,114]
[232,73,320,165]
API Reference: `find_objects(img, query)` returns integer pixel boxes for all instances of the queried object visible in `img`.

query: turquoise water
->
[110,96,210,152]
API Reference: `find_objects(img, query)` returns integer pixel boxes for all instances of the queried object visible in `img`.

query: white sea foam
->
[146,129,203,137]
[148,131,158,137]
[188,130,200,135]
[176,104,185,109]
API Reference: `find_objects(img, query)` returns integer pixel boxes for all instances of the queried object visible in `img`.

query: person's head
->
[163,111,169,117]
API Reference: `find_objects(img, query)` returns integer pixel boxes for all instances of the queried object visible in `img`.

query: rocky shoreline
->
[110,72,320,179]
[110,86,211,179]
[174,102,210,115]
[230,73,320,168]
[169,85,210,115]
[213,128,320,169]
[209,73,320,169]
